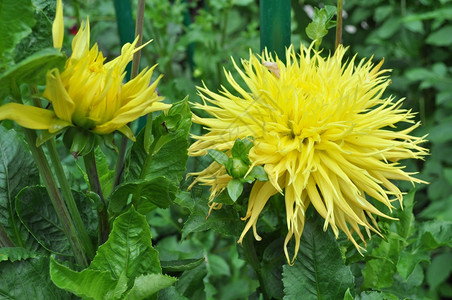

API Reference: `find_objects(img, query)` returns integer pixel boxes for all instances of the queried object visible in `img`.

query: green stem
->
[113,0,146,189]
[46,139,95,259]
[84,150,109,244]
[24,129,87,266]
[335,0,343,49]
[242,232,270,300]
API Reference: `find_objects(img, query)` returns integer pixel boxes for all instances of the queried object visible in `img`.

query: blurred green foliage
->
[1,0,451,299]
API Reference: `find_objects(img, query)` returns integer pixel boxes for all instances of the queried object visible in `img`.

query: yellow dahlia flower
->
[0,0,169,141]
[188,45,428,264]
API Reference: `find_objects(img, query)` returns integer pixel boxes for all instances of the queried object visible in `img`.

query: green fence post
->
[113,0,134,81]
[260,0,291,61]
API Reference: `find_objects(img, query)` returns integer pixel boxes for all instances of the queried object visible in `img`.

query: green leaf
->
[0,0,36,68]
[343,288,354,300]
[50,207,165,299]
[362,258,397,289]
[181,198,241,239]
[363,233,400,289]
[1,255,71,299]
[418,220,452,249]
[426,251,452,290]
[0,48,65,101]
[14,0,55,62]
[397,249,430,279]
[50,256,119,300]
[282,218,354,300]
[397,189,416,239]
[109,177,177,215]
[158,286,189,300]
[227,179,243,201]
[0,127,40,249]
[245,165,268,182]
[0,247,37,262]
[306,6,336,43]
[231,137,253,164]
[123,274,177,300]
[90,206,162,278]
[426,25,452,46]
[206,254,230,277]
[95,147,115,199]
[357,291,398,300]
[161,258,205,272]
[127,99,191,184]
[207,149,229,165]
[16,186,98,256]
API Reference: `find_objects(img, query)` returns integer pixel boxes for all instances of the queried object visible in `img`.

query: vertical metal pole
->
[260,0,291,61]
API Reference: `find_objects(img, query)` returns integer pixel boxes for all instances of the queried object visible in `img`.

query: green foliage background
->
[1,0,451,299]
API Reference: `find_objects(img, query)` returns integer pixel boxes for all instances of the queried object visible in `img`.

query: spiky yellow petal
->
[52,0,64,50]
[188,45,428,263]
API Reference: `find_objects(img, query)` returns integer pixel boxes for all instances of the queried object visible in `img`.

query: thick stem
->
[84,150,109,244]
[46,139,95,259]
[335,0,343,50]
[24,129,87,266]
[113,0,146,189]
[242,232,271,300]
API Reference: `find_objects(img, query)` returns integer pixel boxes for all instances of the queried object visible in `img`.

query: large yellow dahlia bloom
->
[0,0,169,140]
[188,45,428,263]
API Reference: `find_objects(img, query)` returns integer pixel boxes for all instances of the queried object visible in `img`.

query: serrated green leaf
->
[207,149,229,165]
[0,247,37,262]
[50,207,163,299]
[0,127,39,249]
[231,137,253,164]
[181,198,241,239]
[282,218,354,300]
[397,249,430,279]
[15,0,55,62]
[95,147,115,199]
[127,99,191,184]
[246,165,268,182]
[50,256,119,300]
[161,258,205,272]
[418,220,452,249]
[0,0,36,68]
[362,258,396,289]
[357,291,399,300]
[16,186,97,256]
[227,179,243,201]
[397,189,415,239]
[109,177,177,215]
[90,206,161,278]
[124,273,177,300]
[0,48,65,101]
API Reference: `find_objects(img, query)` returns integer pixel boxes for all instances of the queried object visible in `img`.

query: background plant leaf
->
[15,186,98,256]
[1,255,71,299]
[0,126,40,250]
[0,0,36,69]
